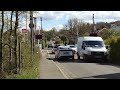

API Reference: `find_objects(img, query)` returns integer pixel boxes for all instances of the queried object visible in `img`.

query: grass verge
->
[5,41,41,79]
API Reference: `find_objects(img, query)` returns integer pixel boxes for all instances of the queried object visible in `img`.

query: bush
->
[109,36,120,64]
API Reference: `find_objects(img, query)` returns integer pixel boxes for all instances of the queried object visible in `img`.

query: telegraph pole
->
[40,17,44,49]
[93,14,96,32]
[7,16,9,40]
[29,11,34,62]
[26,12,28,40]
[26,12,27,30]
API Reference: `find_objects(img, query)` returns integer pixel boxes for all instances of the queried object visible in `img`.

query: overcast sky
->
[21,11,120,31]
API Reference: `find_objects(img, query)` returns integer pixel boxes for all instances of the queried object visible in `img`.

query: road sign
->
[35,34,42,39]
[22,29,28,33]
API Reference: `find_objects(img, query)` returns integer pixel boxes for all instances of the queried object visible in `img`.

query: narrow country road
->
[39,48,120,79]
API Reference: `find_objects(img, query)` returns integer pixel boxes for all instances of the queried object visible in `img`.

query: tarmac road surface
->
[39,48,120,79]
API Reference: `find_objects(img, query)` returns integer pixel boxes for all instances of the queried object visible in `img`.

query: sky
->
[21,11,120,31]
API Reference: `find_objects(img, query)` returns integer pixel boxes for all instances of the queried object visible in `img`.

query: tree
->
[8,11,14,73]
[60,35,67,43]
[0,11,4,73]
[14,11,18,74]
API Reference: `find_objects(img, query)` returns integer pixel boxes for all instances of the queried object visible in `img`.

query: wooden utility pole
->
[0,11,4,73]
[40,17,44,49]
[14,11,18,74]
[93,14,96,32]
[33,17,37,53]
[29,11,34,62]
[26,12,27,30]
[26,12,28,40]
[18,40,21,72]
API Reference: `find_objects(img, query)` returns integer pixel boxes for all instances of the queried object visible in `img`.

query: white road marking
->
[53,61,69,79]
[56,62,78,79]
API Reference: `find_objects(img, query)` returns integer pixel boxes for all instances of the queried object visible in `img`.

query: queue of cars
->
[50,44,76,60]
[49,36,109,62]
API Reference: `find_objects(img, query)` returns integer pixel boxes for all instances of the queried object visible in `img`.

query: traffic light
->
[35,34,42,39]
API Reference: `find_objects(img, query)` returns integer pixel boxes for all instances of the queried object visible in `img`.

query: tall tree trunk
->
[9,11,13,73]
[0,11,4,73]
[14,11,18,74]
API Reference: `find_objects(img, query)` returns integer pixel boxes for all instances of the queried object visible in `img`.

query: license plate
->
[64,52,69,54]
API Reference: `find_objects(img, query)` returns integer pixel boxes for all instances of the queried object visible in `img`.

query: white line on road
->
[53,61,69,79]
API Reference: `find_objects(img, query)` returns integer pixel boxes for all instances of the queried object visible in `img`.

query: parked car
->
[67,45,77,53]
[55,46,74,60]
[77,36,108,62]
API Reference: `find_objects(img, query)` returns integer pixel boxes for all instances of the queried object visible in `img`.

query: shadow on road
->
[74,73,120,79]
[48,52,54,54]
[46,57,113,64]
[46,56,120,69]
[47,58,56,61]
[46,57,83,63]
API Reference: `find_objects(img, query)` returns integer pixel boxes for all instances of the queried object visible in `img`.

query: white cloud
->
[65,11,120,23]
[20,11,120,31]
[56,24,64,31]
[45,24,64,31]
[33,11,66,20]
[31,11,120,22]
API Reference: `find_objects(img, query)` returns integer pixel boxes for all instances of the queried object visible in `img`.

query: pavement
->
[39,49,65,79]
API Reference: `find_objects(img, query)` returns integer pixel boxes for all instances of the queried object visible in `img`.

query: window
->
[82,41,104,47]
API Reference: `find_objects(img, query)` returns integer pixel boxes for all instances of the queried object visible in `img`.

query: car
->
[48,43,53,48]
[51,44,60,54]
[77,36,108,62]
[67,45,77,53]
[55,46,74,60]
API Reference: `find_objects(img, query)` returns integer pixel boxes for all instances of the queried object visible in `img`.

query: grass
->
[5,41,41,79]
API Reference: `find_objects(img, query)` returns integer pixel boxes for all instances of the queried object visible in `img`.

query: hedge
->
[108,36,120,64]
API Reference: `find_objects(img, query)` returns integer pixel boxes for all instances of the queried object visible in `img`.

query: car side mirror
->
[82,45,85,50]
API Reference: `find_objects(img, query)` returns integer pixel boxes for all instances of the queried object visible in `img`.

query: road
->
[39,48,120,79]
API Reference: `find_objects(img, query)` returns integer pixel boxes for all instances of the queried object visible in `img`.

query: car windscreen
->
[83,41,104,47]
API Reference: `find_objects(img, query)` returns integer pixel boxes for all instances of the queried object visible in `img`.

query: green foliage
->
[60,36,67,43]
[108,36,120,64]
[6,41,40,79]
[100,29,120,40]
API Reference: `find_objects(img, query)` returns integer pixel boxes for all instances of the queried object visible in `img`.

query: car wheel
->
[57,58,60,61]
[72,56,74,60]
[77,52,80,60]
[83,55,87,62]
[103,58,108,63]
